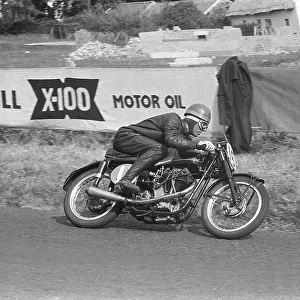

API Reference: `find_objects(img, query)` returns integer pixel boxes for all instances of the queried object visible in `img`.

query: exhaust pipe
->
[86,183,196,205]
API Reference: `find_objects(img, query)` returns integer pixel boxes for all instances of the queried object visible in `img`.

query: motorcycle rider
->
[113,103,215,196]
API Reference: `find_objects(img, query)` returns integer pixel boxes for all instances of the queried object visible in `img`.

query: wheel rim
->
[69,173,116,221]
[207,181,262,232]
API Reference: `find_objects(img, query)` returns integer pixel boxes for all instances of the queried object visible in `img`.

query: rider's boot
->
[114,146,168,197]
[114,161,142,196]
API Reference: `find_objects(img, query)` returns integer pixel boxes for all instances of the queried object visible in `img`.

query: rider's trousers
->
[113,129,168,179]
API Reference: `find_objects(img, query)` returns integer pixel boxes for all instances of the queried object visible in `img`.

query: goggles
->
[185,115,209,131]
[198,120,209,131]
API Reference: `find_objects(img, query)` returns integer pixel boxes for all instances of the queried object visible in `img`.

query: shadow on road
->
[52,213,253,240]
[52,214,178,232]
[52,213,221,238]
[52,215,75,227]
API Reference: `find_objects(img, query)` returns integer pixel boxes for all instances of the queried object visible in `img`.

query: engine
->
[153,167,195,194]
[137,167,195,212]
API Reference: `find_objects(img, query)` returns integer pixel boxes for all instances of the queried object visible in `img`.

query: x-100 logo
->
[29,78,104,121]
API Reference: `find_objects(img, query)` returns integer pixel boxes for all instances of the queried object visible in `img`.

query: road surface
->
[0,207,299,300]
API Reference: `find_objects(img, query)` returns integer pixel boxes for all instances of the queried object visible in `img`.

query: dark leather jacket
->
[118,113,198,150]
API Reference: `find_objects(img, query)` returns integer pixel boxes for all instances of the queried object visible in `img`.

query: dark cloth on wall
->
[217,56,253,153]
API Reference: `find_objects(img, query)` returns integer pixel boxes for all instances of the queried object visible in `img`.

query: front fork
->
[222,157,239,207]
[94,160,108,186]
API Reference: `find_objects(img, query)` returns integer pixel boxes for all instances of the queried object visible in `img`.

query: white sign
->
[0,67,221,132]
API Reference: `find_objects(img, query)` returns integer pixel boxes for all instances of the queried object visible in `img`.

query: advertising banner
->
[0,67,221,133]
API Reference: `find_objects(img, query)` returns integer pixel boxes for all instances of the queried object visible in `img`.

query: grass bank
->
[0,128,299,232]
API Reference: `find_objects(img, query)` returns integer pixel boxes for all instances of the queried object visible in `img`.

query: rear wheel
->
[201,175,269,239]
[64,168,123,228]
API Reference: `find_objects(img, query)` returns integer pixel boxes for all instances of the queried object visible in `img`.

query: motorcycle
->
[63,139,270,239]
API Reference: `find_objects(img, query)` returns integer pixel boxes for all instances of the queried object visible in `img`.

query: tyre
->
[201,175,269,239]
[64,168,123,228]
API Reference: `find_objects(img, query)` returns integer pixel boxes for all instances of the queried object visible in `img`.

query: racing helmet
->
[184,104,211,123]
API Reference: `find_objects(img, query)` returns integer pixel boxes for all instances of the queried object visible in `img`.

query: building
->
[226,0,300,35]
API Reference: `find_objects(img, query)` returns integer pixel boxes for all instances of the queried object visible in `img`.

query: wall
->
[139,27,242,56]
[230,9,300,34]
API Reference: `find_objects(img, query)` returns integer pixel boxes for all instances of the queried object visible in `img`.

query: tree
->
[31,0,48,12]
[205,1,232,28]
[51,0,120,18]
[155,1,206,30]
[2,0,36,23]
[52,0,83,18]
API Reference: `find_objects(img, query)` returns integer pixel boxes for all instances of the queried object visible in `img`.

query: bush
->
[107,10,142,36]
[0,19,11,34]
[37,18,65,34]
[64,10,142,37]
[1,18,63,35]
[63,12,118,33]
[140,14,161,32]
[7,19,40,34]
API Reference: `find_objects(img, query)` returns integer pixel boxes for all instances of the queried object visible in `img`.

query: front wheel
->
[64,168,123,228]
[201,175,269,239]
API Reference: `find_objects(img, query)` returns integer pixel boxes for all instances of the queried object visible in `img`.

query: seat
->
[105,147,178,165]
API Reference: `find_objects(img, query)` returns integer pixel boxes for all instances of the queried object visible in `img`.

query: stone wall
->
[139,27,242,56]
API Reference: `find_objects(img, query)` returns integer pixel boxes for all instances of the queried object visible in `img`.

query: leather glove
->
[197,141,215,152]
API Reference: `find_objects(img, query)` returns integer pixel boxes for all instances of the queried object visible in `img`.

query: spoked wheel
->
[201,175,269,239]
[64,168,123,228]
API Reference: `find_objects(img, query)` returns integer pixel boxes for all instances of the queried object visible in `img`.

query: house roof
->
[226,0,295,17]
